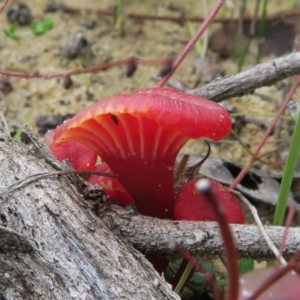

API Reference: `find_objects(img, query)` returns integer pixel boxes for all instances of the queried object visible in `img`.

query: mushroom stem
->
[103,153,178,219]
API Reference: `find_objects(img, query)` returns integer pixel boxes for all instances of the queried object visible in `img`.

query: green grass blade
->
[273,108,300,226]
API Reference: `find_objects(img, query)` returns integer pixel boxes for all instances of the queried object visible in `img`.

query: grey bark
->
[189,51,300,101]
[0,128,179,300]
[101,204,300,260]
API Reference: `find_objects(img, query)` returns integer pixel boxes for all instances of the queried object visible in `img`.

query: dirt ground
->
[0,1,298,206]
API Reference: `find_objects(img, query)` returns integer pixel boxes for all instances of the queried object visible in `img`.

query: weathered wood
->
[0,128,179,300]
[101,203,300,260]
[190,52,300,101]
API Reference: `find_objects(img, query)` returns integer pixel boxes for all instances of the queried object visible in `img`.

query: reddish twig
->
[277,204,297,263]
[175,244,221,300]
[155,0,225,88]
[196,179,239,300]
[0,0,9,12]
[230,76,300,189]
[0,57,169,80]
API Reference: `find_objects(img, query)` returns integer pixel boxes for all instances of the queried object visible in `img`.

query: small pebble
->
[63,76,73,89]
[62,32,88,59]
[6,3,32,26]
[36,114,74,134]
[0,78,13,94]
[82,19,96,29]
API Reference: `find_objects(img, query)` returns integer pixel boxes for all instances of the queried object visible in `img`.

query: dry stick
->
[1,51,300,99]
[155,0,225,88]
[0,169,116,197]
[0,57,169,79]
[229,76,300,189]
[0,111,9,136]
[196,179,239,300]
[232,190,287,266]
[190,51,300,101]
[101,204,300,260]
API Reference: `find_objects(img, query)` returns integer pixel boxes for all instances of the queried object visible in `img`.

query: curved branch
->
[190,52,300,101]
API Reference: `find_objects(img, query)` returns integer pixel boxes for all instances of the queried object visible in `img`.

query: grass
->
[273,107,300,226]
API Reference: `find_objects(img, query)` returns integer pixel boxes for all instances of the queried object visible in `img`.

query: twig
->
[0,169,116,197]
[190,52,300,101]
[0,57,169,79]
[156,0,225,87]
[232,190,287,266]
[100,203,300,260]
[0,111,9,136]
[0,0,9,12]
[229,76,300,189]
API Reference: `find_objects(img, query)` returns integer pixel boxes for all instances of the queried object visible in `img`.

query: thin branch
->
[99,203,300,261]
[0,57,169,79]
[156,0,225,87]
[190,52,300,101]
[0,169,115,197]
[233,190,287,266]
[0,0,9,12]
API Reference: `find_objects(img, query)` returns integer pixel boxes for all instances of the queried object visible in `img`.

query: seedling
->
[31,18,54,35]
[3,22,19,40]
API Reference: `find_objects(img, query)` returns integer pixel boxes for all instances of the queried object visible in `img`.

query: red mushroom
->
[174,179,245,224]
[87,162,134,207]
[44,88,231,219]
[45,129,97,171]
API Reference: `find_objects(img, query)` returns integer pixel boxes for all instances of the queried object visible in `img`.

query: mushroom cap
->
[45,88,232,219]
[174,179,245,224]
[49,140,97,171]
[45,88,231,153]
[87,163,134,207]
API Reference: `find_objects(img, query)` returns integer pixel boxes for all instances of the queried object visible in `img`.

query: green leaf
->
[31,18,54,35]
[3,22,20,41]
[239,259,254,274]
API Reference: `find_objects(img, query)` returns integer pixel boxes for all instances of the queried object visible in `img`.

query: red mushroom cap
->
[48,140,97,171]
[174,179,245,224]
[87,162,134,207]
[45,88,231,219]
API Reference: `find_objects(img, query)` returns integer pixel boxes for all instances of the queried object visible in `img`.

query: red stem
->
[173,248,221,300]
[230,76,300,189]
[195,179,239,300]
[277,204,297,264]
[155,0,225,88]
[0,57,169,79]
[0,0,9,12]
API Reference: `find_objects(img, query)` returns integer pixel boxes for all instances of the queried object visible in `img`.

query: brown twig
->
[155,0,225,88]
[0,57,169,79]
[229,76,300,189]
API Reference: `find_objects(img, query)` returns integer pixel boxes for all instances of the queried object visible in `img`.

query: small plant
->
[3,17,54,40]
[31,17,54,35]
[3,22,19,40]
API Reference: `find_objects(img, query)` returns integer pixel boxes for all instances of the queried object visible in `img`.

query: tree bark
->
[0,128,179,300]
